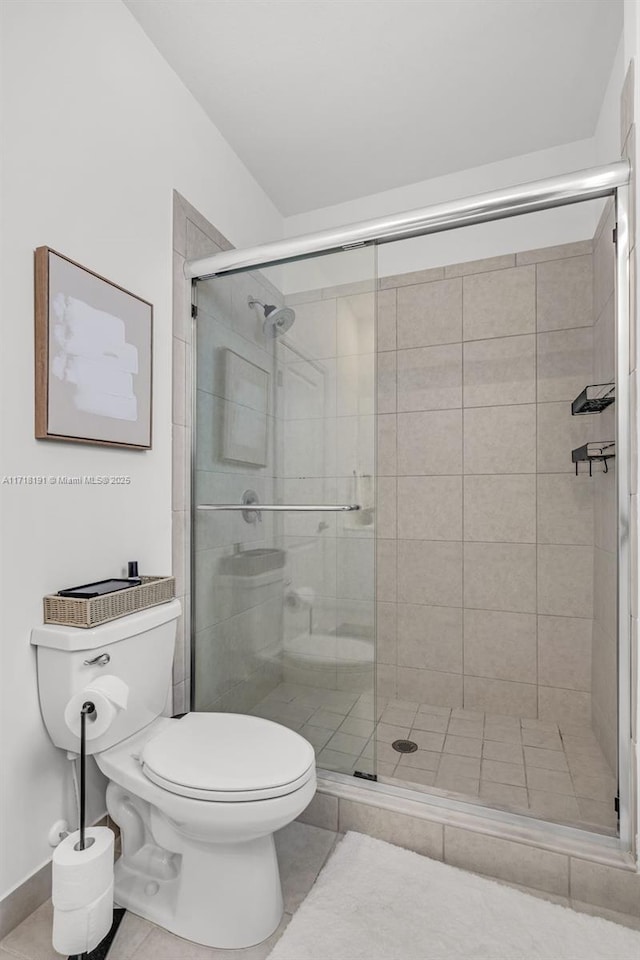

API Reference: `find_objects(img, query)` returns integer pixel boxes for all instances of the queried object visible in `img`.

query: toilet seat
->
[140,712,316,802]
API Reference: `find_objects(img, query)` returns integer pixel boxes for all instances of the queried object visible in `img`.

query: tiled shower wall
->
[374,244,598,724]
[282,242,603,727]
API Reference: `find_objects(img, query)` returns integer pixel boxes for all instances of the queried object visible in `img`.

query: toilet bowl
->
[97,713,316,949]
[31,602,316,949]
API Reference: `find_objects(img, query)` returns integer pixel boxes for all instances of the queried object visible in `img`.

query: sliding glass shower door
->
[192,246,377,778]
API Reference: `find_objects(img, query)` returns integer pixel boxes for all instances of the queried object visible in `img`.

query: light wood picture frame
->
[34,247,153,449]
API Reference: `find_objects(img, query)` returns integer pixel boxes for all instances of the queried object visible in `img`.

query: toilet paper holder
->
[53,699,120,958]
[76,701,96,853]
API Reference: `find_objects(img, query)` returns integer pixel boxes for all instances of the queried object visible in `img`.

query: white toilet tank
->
[31,600,181,754]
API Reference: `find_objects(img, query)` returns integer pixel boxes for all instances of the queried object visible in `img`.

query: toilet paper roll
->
[52,879,114,956]
[296,587,316,607]
[89,674,129,710]
[52,826,114,911]
[64,675,129,741]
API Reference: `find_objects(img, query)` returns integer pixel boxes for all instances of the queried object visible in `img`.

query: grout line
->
[534,261,539,719]
[461,273,466,704]
[270,395,588,421]
[394,322,593,353]
[393,337,399,706]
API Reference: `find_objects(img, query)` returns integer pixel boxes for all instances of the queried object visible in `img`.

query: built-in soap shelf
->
[571,442,616,475]
[571,383,615,415]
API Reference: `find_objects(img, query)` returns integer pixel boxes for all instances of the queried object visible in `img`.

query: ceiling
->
[124,0,623,216]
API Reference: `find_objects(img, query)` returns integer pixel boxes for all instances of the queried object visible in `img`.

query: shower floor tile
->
[251,683,618,835]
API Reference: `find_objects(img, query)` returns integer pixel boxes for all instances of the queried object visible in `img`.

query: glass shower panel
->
[192,269,281,717]
[192,245,377,779]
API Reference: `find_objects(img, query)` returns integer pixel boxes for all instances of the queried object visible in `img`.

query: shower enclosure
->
[187,162,632,847]
[192,246,377,778]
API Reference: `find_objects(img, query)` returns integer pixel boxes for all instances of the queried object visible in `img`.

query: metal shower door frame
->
[188,159,634,855]
[614,181,632,852]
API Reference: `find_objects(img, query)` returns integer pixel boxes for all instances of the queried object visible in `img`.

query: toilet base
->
[100,731,315,949]
[113,832,284,949]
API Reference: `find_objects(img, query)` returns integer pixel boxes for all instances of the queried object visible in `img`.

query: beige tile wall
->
[374,241,597,723]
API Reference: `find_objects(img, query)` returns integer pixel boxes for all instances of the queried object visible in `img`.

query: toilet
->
[31,601,316,949]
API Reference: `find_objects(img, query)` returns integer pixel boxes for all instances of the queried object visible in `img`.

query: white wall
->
[594,37,625,163]
[278,27,623,292]
[0,0,283,898]
[282,139,607,292]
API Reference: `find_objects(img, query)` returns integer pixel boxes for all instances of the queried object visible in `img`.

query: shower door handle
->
[196,504,361,512]
[196,489,360,522]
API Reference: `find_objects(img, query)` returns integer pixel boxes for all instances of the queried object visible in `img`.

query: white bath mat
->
[268,831,640,960]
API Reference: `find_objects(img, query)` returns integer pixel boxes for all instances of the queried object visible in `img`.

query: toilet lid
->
[140,712,315,801]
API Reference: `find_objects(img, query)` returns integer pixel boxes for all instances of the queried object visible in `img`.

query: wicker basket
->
[43,576,176,628]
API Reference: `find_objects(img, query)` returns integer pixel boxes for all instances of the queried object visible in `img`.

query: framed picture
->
[34,247,153,449]
[222,349,269,466]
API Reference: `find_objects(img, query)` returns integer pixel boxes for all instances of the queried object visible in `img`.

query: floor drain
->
[392,739,418,754]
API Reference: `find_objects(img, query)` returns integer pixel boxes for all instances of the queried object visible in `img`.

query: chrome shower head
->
[262,304,295,337]
[248,297,296,337]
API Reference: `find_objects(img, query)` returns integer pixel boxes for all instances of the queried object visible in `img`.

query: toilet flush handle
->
[83,653,110,667]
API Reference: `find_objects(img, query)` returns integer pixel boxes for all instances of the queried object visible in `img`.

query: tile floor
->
[4,820,640,960]
[251,683,618,834]
[0,822,339,960]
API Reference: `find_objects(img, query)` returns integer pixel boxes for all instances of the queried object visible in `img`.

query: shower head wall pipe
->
[248,296,295,336]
